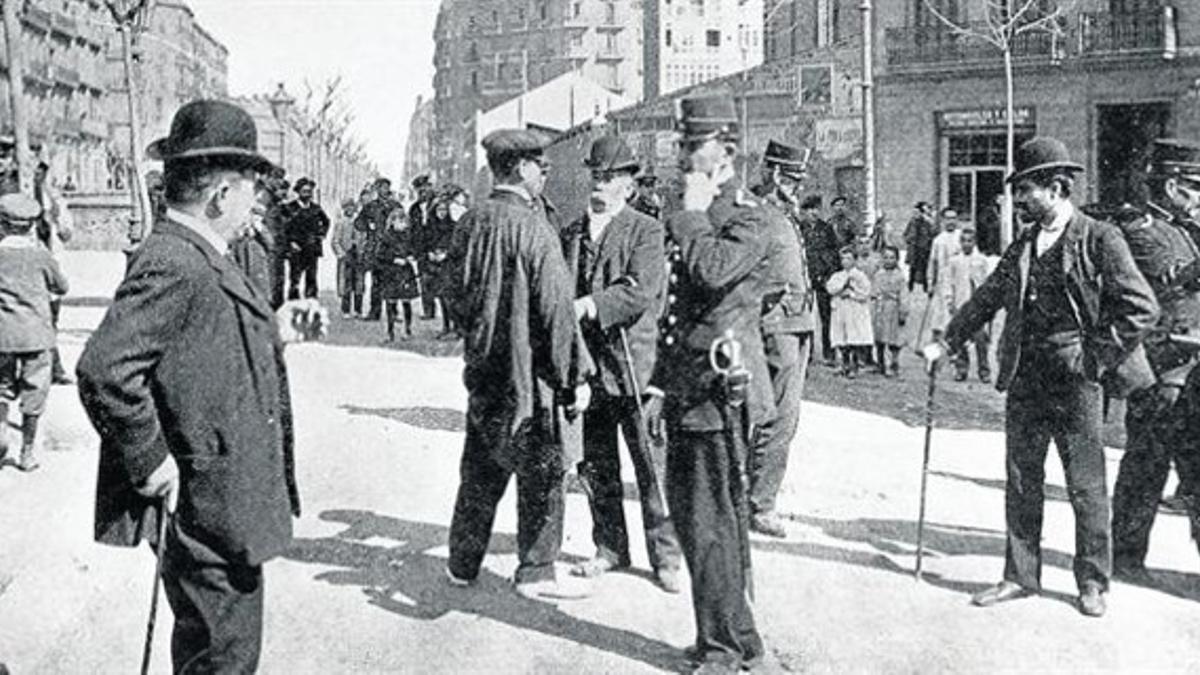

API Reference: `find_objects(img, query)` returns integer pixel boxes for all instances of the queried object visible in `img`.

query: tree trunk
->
[3,0,35,194]
[1002,43,1015,252]
[120,24,152,245]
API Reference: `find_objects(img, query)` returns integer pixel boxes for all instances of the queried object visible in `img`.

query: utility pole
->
[2,0,35,194]
[859,0,876,234]
[105,0,155,247]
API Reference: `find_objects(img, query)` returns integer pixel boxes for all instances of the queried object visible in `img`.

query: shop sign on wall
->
[815,118,862,160]
[937,106,1036,131]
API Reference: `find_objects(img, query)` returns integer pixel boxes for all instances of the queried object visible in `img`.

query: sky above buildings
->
[189,0,439,179]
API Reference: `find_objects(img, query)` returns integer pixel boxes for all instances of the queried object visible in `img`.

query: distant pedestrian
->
[829,196,858,248]
[925,207,963,342]
[827,247,873,377]
[409,174,439,320]
[376,208,420,341]
[904,201,937,291]
[430,185,469,338]
[871,246,907,376]
[33,160,74,386]
[332,197,365,317]
[855,234,881,279]
[870,211,904,253]
[801,195,839,364]
[355,178,400,321]
[283,177,330,299]
[0,193,68,472]
[944,228,995,382]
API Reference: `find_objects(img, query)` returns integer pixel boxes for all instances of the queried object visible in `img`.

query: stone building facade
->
[643,0,765,99]
[401,95,435,188]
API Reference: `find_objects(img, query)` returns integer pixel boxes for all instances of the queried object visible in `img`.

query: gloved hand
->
[921,341,947,374]
[644,391,665,443]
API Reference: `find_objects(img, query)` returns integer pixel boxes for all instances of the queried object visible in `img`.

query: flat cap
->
[481,128,553,157]
[411,174,432,189]
[0,193,43,222]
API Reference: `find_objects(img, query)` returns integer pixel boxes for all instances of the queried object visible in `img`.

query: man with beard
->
[646,96,775,672]
[444,128,594,601]
[747,139,816,538]
[356,178,400,321]
[560,136,681,593]
[283,177,330,300]
[924,137,1158,618]
[1111,138,1200,583]
[630,171,664,220]
[800,195,839,364]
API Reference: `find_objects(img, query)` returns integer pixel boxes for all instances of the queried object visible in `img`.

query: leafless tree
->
[922,0,1076,249]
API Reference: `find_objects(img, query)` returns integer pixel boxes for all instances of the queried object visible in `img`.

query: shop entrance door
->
[945,133,1025,254]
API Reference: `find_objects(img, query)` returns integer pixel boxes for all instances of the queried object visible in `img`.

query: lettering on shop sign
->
[937,106,1036,131]
[815,118,862,160]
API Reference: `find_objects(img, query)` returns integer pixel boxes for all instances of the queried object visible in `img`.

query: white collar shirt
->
[1034,201,1074,258]
[167,207,229,256]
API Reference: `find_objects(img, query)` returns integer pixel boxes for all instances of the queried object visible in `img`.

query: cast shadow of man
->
[754,514,1079,607]
[285,509,684,672]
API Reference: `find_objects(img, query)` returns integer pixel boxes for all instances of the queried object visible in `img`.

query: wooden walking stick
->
[915,363,937,581]
[141,502,170,675]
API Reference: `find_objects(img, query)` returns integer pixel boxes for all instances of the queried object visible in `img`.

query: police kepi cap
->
[763,139,810,176]
[481,128,554,159]
[0,193,43,224]
[1146,138,1200,179]
[147,100,276,174]
[583,136,640,174]
[677,95,739,143]
[1006,136,1084,184]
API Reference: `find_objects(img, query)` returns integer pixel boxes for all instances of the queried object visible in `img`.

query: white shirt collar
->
[167,207,229,256]
[588,203,623,240]
[494,184,533,202]
[1034,201,1074,256]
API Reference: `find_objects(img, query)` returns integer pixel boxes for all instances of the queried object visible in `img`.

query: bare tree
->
[922,0,1076,249]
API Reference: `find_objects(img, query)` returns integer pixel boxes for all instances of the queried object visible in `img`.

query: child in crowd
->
[376,208,420,341]
[945,227,996,382]
[871,246,908,376]
[855,234,881,279]
[0,194,69,472]
[826,247,874,378]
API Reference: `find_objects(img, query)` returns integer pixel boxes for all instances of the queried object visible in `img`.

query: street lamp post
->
[2,0,35,194]
[859,0,876,234]
[105,0,156,248]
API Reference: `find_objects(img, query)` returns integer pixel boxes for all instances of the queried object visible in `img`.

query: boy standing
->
[944,228,995,382]
[0,193,69,471]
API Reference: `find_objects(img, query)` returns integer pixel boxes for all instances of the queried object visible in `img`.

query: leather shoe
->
[971,580,1034,607]
[750,512,787,539]
[655,567,682,594]
[571,556,625,578]
[1077,582,1106,617]
[513,577,592,602]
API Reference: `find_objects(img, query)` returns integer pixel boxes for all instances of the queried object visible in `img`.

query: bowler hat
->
[147,100,275,174]
[763,140,810,176]
[677,95,739,143]
[1007,136,1083,184]
[1146,138,1200,179]
[583,136,640,174]
[0,193,42,227]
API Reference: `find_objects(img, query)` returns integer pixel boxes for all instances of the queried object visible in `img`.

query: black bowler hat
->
[763,139,810,177]
[147,100,275,173]
[1007,136,1084,184]
[583,136,640,174]
[1146,138,1200,179]
[677,95,739,143]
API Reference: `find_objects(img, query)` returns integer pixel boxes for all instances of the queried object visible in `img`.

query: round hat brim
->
[1006,160,1084,184]
[147,139,277,174]
[582,159,641,173]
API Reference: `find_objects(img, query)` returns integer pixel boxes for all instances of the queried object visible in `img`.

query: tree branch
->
[921,0,1004,50]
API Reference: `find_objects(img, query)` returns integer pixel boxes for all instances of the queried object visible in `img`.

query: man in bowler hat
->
[748,139,817,538]
[444,128,595,601]
[283,177,330,300]
[1111,138,1200,582]
[77,100,322,671]
[924,136,1159,617]
[560,135,682,592]
[645,95,775,672]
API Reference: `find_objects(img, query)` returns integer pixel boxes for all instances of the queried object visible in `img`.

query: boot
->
[18,414,39,472]
[0,401,9,466]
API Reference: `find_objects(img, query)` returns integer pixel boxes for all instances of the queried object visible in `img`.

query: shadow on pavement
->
[928,469,1071,503]
[341,405,466,433]
[286,509,685,672]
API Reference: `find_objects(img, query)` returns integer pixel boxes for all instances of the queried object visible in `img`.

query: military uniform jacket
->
[945,209,1159,393]
[1122,205,1200,386]
[447,187,592,471]
[562,206,666,398]
[79,219,299,567]
[758,190,816,334]
[653,180,775,432]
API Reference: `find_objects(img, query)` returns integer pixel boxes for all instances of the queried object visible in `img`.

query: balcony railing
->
[886,22,1058,69]
[22,6,53,32]
[1078,10,1171,56]
[51,11,77,37]
[52,65,81,88]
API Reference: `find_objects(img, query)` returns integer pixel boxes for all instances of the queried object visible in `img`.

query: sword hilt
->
[710,329,750,406]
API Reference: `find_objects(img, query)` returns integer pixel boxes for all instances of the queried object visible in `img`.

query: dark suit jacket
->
[563,206,666,398]
[945,209,1159,393]
[78,218,299,567]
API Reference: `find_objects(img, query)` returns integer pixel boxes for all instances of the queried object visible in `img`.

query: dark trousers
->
[337,257,364,315]
[420,271,437,318]
[365,268,383,320]
[815,287,833,361]
[580,393,680,571]
[162,523,264,674]
[750,332,810,515]
[1005,375,1111,592]
[448,414,565,584]
[49,298,65,380]
[287,250,319,300]
[668,428,762,668]
[953,326,991,378]
[270,253,286,310]
[1112,380,1200,567]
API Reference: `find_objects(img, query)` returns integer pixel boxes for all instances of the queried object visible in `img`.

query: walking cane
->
[618,326,669,515]
[141,502,171,675]
[915,363,937,581]
[912,290,935,354]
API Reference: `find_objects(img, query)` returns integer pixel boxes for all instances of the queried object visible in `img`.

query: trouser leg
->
[367,269,383,319]
[514,440,565,584]
[270,253,286,309]
[421,276,437,318]
[816,289,833,360]
[750,333,806,516]
[385,301,397,339]
[287,254,302,300]
[304,252,319,298]
[49,299,65,381]
[1003,391,1053,590]
[580,395,631,566]
[1112,389,1172,569]
[975,327,992,379]
[162,524,264,674]
[402,301,413,334]
[447,417,513,581]
[1050,381,1111,591]
[618,396,680,571]
[668,428,762,668]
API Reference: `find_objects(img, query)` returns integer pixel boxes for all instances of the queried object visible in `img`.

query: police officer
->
[747,139,816,538]
[630,171,664,220]
[355,178,400,320]
[645,95,774,672]
[1111,138,1200,582]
